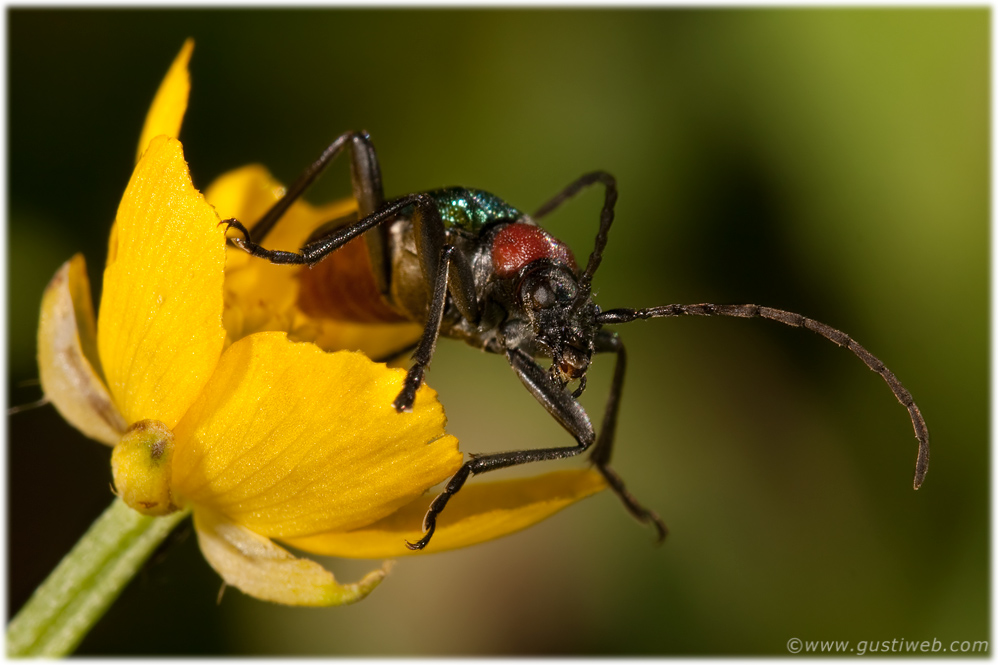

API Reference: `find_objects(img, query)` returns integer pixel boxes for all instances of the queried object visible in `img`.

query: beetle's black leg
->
[391,194,482,411]
[589,330,624,468]
[532,171,618,298]
[392,244,455,413]
[589,329,667,541]
[411,195,480,325]
[221,129,397,294]
[302,210,358,245]
[226,194,421,266]
[406,347,596,550]
[406,333,666,550]
[240,130,384,243]
[597,303,931,490]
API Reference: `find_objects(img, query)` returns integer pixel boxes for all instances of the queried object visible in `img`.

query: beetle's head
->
[515,261,599,388]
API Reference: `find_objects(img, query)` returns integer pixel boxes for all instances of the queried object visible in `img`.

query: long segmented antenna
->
[597,303,930,489]
[533,171,618,312]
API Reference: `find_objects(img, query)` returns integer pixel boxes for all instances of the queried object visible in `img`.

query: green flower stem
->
[7,497,190,657]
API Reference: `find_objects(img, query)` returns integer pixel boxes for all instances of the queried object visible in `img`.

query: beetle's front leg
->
[590,329,667,541]
[405,347,596,550]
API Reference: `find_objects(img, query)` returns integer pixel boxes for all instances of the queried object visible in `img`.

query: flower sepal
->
[193,509,390,607]
[37,255,125,446]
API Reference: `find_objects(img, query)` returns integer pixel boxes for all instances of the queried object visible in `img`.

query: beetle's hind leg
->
[222,129,397,290]
[236,130,384,243]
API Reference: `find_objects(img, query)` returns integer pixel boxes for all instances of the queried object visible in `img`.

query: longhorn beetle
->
[224,131,930,550]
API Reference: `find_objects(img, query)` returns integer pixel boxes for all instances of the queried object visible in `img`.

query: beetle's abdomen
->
[491,223,577,278]
[296,235,406,323]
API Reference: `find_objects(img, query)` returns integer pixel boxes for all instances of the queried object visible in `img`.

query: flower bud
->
[112,419,177,515]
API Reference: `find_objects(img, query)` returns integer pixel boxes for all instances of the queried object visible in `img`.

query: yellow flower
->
[36,40,606,607]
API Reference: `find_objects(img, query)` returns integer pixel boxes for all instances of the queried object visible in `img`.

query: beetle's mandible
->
[224,130,930,550]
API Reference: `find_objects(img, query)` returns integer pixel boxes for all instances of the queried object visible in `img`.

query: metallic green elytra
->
[428,188,525,233]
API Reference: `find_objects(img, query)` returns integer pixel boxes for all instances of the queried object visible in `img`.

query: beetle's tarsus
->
[649,512,668,544]
[405,520,436,550]
[220,218,253,250]
[404,532,431,551]
[392,367,423,412]
[595,461,668,544]
[392,394,414,414]
[220,218,250,237]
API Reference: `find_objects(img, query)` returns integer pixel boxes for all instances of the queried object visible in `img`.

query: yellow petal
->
[136,39,193,162]
[295,318,422,363]
[193,508,388,607]
[209,165,321,340]
[206,165,422,356]
[97,135,226,428]
[38,255,126,445]
[171,331,463,538]
[282,469,607,558]
[111,39,194,266]
[105,218,119,269]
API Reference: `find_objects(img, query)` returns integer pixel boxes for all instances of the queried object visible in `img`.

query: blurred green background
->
[8,8,987,656]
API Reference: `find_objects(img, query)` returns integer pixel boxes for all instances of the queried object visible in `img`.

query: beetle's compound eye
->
[520,268,578,311]
[525,279,556,309]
